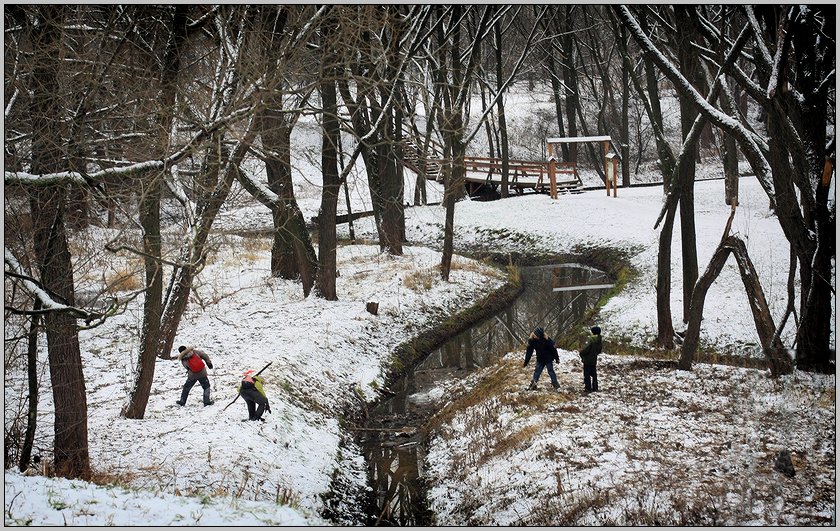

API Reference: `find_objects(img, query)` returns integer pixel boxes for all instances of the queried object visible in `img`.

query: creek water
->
[355,263,613,525]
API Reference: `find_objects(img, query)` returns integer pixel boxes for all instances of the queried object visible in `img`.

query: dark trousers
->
[240,386,268,420]
[532,360,560,388]
[583,364,598,391]
[180,375,211,405]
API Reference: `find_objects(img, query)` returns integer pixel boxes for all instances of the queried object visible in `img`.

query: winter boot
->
[178,386,190,406]
[527,380,538,391]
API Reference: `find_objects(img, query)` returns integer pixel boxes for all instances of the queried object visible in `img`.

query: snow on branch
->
[4,105,253,187]
[5,88,18,119]
[4,247,138,329]
[617,5,775,197]
[744,6,773,69]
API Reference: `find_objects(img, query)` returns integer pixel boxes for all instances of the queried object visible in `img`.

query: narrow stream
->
[356,263,613,525]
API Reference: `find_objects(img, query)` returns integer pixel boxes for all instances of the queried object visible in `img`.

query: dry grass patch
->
[88,468,138,488]
[478,424,541,465]
[427,359,521,432]
[105,266,142,293]
[817,387,835,407]
[450,256,506,279]
[403,267,436,291]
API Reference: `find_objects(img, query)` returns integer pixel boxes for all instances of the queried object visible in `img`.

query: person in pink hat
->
[237,369,271,421]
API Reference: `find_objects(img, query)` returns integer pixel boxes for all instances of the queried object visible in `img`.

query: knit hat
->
[591,326,601,335]
[534,327,545,338]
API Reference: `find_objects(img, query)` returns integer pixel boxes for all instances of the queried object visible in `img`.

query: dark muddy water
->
[356,264,613,525]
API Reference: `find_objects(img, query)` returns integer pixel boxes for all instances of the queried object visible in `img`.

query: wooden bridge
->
[402,132,620,199]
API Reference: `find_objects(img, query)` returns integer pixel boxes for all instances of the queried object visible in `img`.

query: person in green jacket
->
[238,369,271,422]
[579,326,602,393]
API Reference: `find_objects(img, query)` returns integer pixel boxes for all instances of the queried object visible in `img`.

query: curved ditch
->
[355,262,613,525]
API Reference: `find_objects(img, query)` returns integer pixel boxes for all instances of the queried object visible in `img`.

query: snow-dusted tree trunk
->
[158,123,259,356]
[680,229,793,376]
[259,106,317,295]
[20,299,41,473]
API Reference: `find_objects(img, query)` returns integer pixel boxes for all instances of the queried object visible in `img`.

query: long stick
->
[222,361,272,411]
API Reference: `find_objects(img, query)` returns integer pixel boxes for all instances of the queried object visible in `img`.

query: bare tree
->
[619,4,835,372]
[428,5,495,280]
[247,6,320,294]
[122,4,191,419]
[156,7,263,356]
[19,5,91,479]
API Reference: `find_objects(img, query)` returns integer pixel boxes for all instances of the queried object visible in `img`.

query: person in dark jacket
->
[238,369,271,422]
[524,327,560,391]
[579,326,602,393]
[176,345,215,406]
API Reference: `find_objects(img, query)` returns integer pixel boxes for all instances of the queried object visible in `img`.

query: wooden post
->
[612,158,618,197]
[604,141,610,196]
[548,142,557,199]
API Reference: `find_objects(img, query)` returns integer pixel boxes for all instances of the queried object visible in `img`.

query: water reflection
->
[359,264,612,525]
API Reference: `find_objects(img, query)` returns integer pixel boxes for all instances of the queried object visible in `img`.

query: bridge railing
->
[460,156,581,192]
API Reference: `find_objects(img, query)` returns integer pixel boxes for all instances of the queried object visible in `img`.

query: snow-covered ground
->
[5,242,506,525]
[423,350,835,526]
[4,86,835,526]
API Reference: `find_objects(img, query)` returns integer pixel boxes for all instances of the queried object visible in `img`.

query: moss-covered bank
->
[381,265,524,389]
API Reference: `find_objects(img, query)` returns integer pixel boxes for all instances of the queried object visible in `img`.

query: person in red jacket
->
[524,327,560,391]
[176,345,215,406]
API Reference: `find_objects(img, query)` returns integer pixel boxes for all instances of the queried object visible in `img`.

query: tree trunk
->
[561,7,579,147]
[336,77,389,249]
[674,6,700,324]
[441,128,465,281]
[265,116,298,279]
[20,300,41,473]
[656,201,677,349]
[494,20,510,198]
[28,5,91,480]
[480,84,496,160]
[436,5,469,281]
[260,107,317,294]
[722,132,739,205]
[122,169,163,417]
[158,131,255,358]
[619,25,631,187]
[315,40,340,300]
[394,84,407,244]
[637,12,667,178]
[680,234,793,376]
[784,6,834,372]
[546,54,568,160]
[377,94,404,255]
[122,5,187,419]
